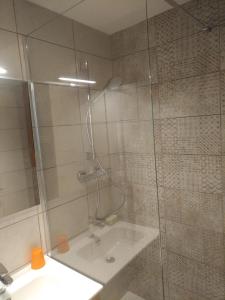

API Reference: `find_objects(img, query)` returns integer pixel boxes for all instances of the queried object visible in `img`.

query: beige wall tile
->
[0,169,33,195]
[28,38,76,82]
[40,125,84,168]
[123,121,154,154]
[105,84,138,122]
[47,196,88,247]
[2,188,35,216]
[0,215,41,273]
[32,16,74,48]
[35,84,81,126]
[107,122,124,154]
[44,162,87,208]
[0,149,29,174]
[0,0,16,32]
[76,51,112,90]
[14,0,56,36]
[74,21,111,58]
[0,30,22,79]
[112,21,147,58]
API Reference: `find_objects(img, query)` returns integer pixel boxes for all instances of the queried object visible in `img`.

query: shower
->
[77,75,124,221]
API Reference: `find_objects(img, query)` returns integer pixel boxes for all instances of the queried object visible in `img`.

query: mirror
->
[0,78,40,217]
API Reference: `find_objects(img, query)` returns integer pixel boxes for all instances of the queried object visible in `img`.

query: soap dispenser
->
[0,282,11,300]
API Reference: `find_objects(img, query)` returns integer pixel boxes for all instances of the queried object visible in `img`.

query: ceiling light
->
[0,67,7,74]
[59,77,96,85]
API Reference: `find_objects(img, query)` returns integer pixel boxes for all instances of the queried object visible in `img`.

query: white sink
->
[8,256,102,300]
[54,221,159,284]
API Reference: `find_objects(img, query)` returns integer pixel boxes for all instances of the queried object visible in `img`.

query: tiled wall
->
[0,0,47,274]
[149,0,225,299]
[110,0,225,299]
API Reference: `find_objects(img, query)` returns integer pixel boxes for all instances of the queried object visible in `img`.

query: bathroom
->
[0,0,224,299]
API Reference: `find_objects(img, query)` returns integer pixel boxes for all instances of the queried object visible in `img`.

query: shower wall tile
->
[74,21,111,58]
[154,115,221,155]
[123,121,154,154]
[156,28,220,82]
[35,84,81,126]
[148,0,219,48]
[152,72,220,119]
[113,50,150,86]
[76,51,112,90]
[124,183,159,228]
[125,153,156,187]
[158,187,224,233]
[166,220,225,268]
[107,122,124,154]
[0,0,16,32]
[157,154,223,194]
[137,85,152,120]
[0,29,23,79]
[105,83,138,122]
[220,26,225,70]
[168,284,210,300]
[28,38,76,82]
[111,21,148,58]
[90,90,106,123]
[48,196,88,247]
[167,252,225,299]
[221,71,225,114]
[31,15,74,49]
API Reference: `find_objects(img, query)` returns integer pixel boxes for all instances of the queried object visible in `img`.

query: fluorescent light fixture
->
[59,77,96,85]
[0,67,7,74]
[70,83,76,87]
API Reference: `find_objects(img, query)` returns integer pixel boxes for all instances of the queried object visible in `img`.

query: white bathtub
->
[52,221,159,284]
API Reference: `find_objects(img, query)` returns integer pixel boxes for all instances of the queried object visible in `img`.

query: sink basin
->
[8,256,102,300]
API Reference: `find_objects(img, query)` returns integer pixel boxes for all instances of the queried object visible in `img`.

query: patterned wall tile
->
[148,0,219,47]
[220,26,225,70]
[167,252,225,299]
[219,0,225,23]
[221,71,225,114]
[154,115,221,155]
[152,72,220,119]
[125,153,156,186]
[124,183,159,228]
[112,50,150,86]
[157,29,219,81]
[157,154,223,194]
[166,221,225,268]
[168,284,210,300]
[158,187,223,233]
[111,21,148,58]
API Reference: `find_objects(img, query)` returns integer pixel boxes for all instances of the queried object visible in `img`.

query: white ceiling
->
[28,0,188,34]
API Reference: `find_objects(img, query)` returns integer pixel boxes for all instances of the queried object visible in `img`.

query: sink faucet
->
[0,263,13,286]
[89,233,101,244]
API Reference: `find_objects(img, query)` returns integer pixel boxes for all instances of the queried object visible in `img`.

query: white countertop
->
[8,256,103,300]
